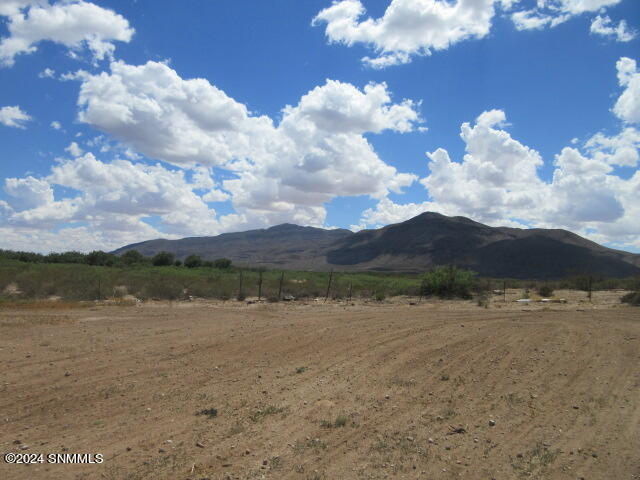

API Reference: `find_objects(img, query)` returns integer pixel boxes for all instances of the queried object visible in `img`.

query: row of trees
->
[150,252,231,269]
[0,248,232,270]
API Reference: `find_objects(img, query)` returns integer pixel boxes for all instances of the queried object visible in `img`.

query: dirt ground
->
[1,291,639,480]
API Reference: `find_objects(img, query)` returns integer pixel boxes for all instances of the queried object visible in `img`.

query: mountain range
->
[112,212,640,279]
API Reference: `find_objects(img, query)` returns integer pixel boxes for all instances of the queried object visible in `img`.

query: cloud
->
[75,60,272,167]
[511,9,570,30]
[550,146,624,224]
[202,189,231,202]
[360,106,639,247]
[73,60,421,229]
[312,1,630,67]
[50,120,61,130]
[0,0,134,67]
[64,141,84,157]
[0,0,35,16]
[420,109,547,223]
[4,176,54,211]
[511,0,622,31]
[590,15,636,42]
[38,67,55,78]
[1,59,423,250]
[312,0,496,68]
[613,57,640,124]
[585,127,639,167]
[0,105,31,128]
[359,56,640,247]
[1,153,246,251]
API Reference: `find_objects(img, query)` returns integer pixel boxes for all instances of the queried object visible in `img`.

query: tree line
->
[0,248,232,269]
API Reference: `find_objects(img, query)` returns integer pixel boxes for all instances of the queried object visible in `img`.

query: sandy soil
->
[1,292,639,480]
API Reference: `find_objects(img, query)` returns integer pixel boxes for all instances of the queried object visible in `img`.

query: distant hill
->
[112,224,352,271]
[113,212,640,279]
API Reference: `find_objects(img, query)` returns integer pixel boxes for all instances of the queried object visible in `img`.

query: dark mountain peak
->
[266,223,353,235]
[266,223,326,233]
[406,211,488,228]
[413,211,446,220]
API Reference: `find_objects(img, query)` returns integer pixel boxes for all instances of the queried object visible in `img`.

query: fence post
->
[348,281,353,303]
[238,270,244,299]
[258,270,263,301]
[324,270,333,302]
[503,280,506,303]
[588,275,593,302]
[278,271,284,300]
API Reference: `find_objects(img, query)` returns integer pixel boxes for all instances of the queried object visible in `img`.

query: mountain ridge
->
[112,212,640,278]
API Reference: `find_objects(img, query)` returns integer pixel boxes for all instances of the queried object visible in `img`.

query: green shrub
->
[621,291,640,306]
[538,285,554,297]
[184,254,202,268]
[152,251,175,267]
[476,291,489,308]
[420,265,475,299]
[121,250,146,266]
[85,250,116,266]
[213,258,232,269]
[375,292,385,302]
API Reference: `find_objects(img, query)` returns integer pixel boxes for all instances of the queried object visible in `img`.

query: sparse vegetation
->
[511,442,559,476]
[420,265,475,299]
[320,415,348,428]
[477,291,490,307]
[538,285,554,297]
[621,291,640,306]
[505,392,524,407]
[249,405,287,422]
[293,438,326,455]
[195,407,218,418]
[334,415,348,427]
[0,259,423,302]
[1,248,638,303]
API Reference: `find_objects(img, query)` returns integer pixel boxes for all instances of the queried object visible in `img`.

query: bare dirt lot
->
[1,293,639,480]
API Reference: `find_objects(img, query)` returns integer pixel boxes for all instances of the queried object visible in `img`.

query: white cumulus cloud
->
[312,0,496,68]
[72,60,421,230]
[590,15,636,42]
[1,59,423,250]
[0,105,31,128]
[0,0,134,67]
[360,106,640,248]
[64,141,83,157]
[312,0,631,68]
[585,127,640,167]
[1,153,248,251]
[613,57,640,124]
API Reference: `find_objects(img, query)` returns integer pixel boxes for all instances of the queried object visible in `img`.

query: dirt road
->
[1,298,639,479]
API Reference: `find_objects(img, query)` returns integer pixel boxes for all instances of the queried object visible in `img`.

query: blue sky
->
[0,0,639,253]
